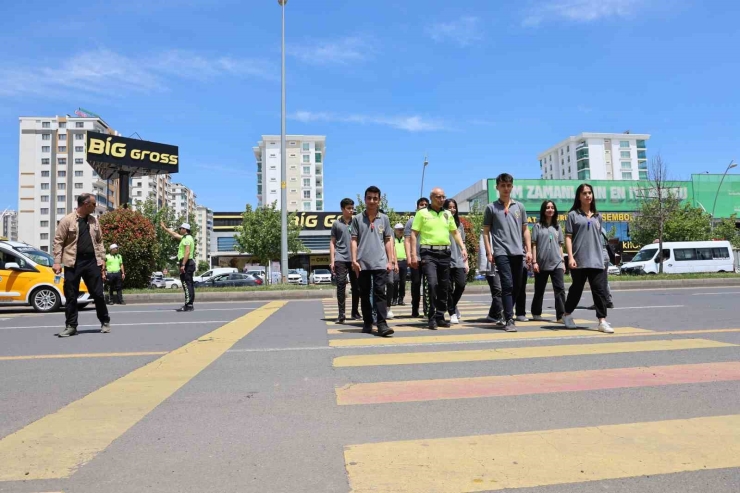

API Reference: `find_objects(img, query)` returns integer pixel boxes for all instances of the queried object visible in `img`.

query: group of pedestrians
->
[332,175,615,336]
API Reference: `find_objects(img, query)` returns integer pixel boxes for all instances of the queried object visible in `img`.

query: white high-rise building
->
[1,210,18,241]
[538,132,650,181]
[131,174,172,211]
[169,183,197,220]
[253,135,326,211]
[17,116,121,252]
[194,205,213,266]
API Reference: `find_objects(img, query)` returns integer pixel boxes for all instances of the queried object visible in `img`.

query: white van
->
[621,241,735,275]
[193,267,237,286]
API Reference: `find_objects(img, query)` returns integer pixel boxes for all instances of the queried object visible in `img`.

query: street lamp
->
[419,155,428,199]
[711,160,737,232]
[278,0,288,282]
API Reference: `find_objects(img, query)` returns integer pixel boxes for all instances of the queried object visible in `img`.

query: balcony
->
[638,160,648,170]
[577,160,590,172]
[315,180,323,188]
[576,148,589,160]
[637,150,647,159]
[636,140,646,149]
[315,153,322,163]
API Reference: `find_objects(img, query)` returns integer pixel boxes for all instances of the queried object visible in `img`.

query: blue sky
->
[1,0,738,213]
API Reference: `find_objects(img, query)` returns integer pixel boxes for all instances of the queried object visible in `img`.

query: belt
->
[420,245,450,251]
[108,270,121,274]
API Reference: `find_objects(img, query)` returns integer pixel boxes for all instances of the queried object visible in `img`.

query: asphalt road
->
[1,286,739,493]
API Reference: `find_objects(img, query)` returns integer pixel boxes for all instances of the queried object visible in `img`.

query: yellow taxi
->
[0,240,91,312]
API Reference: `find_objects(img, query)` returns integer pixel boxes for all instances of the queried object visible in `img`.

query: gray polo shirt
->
[330,218,353,263]
[351,211,392,271]
[532,223,564,271]
[449,223,466,268]
[403,216,421,257]
[482,200,527,257]
[565,210,604,270]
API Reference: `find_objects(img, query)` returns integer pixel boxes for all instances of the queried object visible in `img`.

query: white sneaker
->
[450,314,460,324]
[386,310,395,320]
[563,315,577,329]
[532,315,545,321]
[455,307,461,320]
[515,315,528,322]
[598,321,614,333]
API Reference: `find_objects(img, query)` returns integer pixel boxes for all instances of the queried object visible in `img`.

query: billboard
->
[486,179,693,213]
[85,131,179,179]
[691,174,740,218]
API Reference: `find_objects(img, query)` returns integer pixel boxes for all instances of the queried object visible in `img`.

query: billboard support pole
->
[118,171,130,209]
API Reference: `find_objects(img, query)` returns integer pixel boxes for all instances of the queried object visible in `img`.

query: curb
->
[122,277,740,303]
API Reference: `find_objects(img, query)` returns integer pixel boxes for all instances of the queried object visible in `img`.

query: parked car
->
[193,267,237,287]
[310,268,332,284]
[245,270,266,281]
[150,277,182,289]
[203,273,263,288]
[607,262,621,275]
[287,269,303,284]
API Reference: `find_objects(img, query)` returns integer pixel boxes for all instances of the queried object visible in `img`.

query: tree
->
[233,202,308,282]
[713,215,740,249]
[99,208,157,288]
[140,197,200,271]
[460,217,479,281]
[197,260,210,274]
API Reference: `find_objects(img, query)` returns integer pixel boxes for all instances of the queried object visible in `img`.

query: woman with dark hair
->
[530,200,566,322]
[443,198,468,324]
[562,184,613,333]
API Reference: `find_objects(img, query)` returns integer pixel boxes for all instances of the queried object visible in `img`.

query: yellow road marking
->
[327,319,593,332]
[0,352,168,361]
[333,338,733,367]
[344,414,740,492]
[0,301,285,481]
[329,327,652,347]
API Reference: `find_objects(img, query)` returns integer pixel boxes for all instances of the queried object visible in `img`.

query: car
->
[193,267,238,286]
[287,269,303,284]
[309,268,332,284]
[607,262,621,275]
[150,277,182,289]
[0,240,91,312]
[202,273,263,288]
[245,270,266,281]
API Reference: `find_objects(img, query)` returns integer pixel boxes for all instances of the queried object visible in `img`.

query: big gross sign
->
[85,131,179,179]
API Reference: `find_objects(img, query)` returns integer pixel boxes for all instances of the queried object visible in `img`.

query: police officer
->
[161,221,196,312]
[409,187,467,330]
[105,244,126,305]
[391,223,408,306]
[404,197,429,317]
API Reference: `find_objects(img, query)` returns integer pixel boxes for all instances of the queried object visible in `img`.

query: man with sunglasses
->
[404,197,429,317]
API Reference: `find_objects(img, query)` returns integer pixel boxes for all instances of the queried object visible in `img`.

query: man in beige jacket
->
[53,193,111,337]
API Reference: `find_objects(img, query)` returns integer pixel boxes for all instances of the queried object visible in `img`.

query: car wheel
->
[150,284,157,289]
[171,284,179,289]
[31,287,61,313]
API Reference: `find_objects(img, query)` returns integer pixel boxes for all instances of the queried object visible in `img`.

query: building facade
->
[131,174,171,211]
[1,210,18,241]
[253,135,326,212]
[451,179,488,213]
[169,183,197,220]
[17,115,121,252]
[194,205,213,266]
[538,132,650,181]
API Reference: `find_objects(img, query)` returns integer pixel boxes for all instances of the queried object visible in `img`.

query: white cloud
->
[290,36,375,64]
[290,111,448,132]
[0,49,276,98]
[523,0,645,27]
[426,16,483,47]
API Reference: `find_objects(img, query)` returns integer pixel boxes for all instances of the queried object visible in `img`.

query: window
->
[41,158,50,165]
[75,170,83,177]
[42,122,50,128]
[567,145,570,152]
[75,158,83,164]
[57,208,66,214]
[620,140,630,148]
[621,161,631,169]
[59,134,66,141]
[76,122,84,128]
[290,177,297,182]
[315,153,322,163]
[303,178,310,187]
[303,165,310,174]
[303,202,311,210]
[302,154,310,163]
[40,233,49,240]
[41,183,50,190]
[75,134,83,140]
[303,190,311,199]
[290,188,297,193]
[75,146,84,152]
[75,183,83,189]
[621,171,633,179]
[58,146,66,152]
[636,139,646,148]
[58,171,66,177]
[41,195,49,202]
[58,158,67,165]
[638,160,648,170]
[42,133,51,140]
[57,195,66,202]
[639,171,648,180]
[568,156,570,162]
[620,151,631,159]
[41,208,49,215]
[41,170,50,177]
[675,248,697,261]
[42,146,50,152]
[58,183,65,190]
[40,220,49,227]
[302,143,310,151]
[137,190,142,196]
[560,149,563,155]
[59,122,66,129]
[712,247,730,259]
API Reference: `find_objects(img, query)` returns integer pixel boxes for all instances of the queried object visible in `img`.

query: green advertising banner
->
[486,179,693,213]
[690,174,740,219]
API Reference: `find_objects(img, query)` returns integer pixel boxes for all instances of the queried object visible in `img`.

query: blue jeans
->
[494,255,523,322]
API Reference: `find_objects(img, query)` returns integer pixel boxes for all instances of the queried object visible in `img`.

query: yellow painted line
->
[329,327,652,347]
[0,352,167,362]
[328,320,595,334]
[333,338,733,367]
[328,326,740,337]
[344,414,740,492]
[0,301,285,481]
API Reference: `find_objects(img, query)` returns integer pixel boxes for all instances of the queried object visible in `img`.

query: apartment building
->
[538,132,650,181]
[194,205,213,266]
[253,135,326,212]
[131,174,172,211]
[17,115,121,252]
[1,210,18,241]
[169,183,197,220]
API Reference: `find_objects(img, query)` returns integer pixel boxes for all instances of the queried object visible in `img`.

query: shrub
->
[99,208,158,289]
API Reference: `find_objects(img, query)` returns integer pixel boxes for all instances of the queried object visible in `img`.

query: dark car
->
[203,273,263,288]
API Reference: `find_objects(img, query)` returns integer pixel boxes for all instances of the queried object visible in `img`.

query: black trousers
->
[107,271,123,303]
[486,272,504,320]
[359,270,387,327]
[531,269,566,320]
[494,255,523,322]
[334,261,360,317]
[409,266,422,313]
[566,268,608,319]
[515,265,528,317]
[447,267,466,315]
[394,259,407,303]
[64,255,109,328]
[180,259,196,306]
[421,249,451,321]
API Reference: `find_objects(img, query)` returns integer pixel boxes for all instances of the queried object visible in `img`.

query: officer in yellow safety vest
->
[105,244,126,305]
[389,223,408,306]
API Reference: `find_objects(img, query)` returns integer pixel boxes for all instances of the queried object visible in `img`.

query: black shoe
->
[606,302,614,309]
[176,305,194,312]
[361,325,373,334]
[377,325,394,337]
[351,313,362,320]
[119,301,126,305]
[336,316,346,324]
[397,301,406,306]
[390,301,397,307]
[428,319,438,330]
[411,310,420,318]
[436,318,451,328]
[106,301,115,305]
